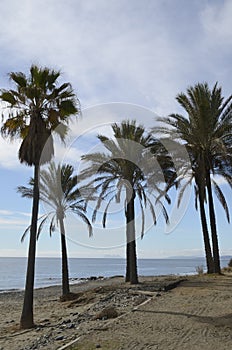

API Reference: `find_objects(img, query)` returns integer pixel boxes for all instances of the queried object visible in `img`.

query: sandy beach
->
[1,274,232,350]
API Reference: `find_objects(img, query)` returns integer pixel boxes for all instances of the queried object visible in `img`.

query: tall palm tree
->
[0,65,79,328]
[78,120,170,284]
[157,82,232,274]
[18,162,92,298]
[175,161,214,273]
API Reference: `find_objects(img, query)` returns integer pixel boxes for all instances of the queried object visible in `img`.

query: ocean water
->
[0,257,229,292]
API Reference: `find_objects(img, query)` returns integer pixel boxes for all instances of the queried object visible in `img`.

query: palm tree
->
[78,120,170,284]
[157,82,232,274]
[175,160,215,273]
[0,65,79,328]
[18,162,92,298]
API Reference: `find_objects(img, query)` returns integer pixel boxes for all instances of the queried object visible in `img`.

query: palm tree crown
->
[1,64,79,165]
[18,162,92,238]
[78,120,170,284]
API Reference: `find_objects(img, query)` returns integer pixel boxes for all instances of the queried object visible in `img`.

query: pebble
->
[55,335,64,341]
[62,319,71,324]
[14,284,159,350]
[66,323,75,329]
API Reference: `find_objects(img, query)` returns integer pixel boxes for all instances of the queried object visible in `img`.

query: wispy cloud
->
[0,137,21,169]
[1,0,231,116]
[0,218,29,226]
[0,209,31,228]
[1,1,231,167]
[0,209,31,217]
[0,209,14,216]
[201,0,232,46]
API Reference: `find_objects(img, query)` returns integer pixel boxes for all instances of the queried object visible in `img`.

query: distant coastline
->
[0,255,231,259]
[0,256,230,292]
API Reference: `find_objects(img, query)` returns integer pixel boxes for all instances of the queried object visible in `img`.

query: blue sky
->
[0,0,231,259]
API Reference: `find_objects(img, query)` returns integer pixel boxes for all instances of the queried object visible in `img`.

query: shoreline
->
[2,256,230,293]
[0,276,107,295]
[0,272,196,295]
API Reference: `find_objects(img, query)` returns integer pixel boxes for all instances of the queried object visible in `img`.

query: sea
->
[0,257,230,293]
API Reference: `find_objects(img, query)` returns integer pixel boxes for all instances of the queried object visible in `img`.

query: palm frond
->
[138,197,145,239]
[21,225,31,243]
[102,195,115,228]
[212,179,230,223]
[37,215,50,240]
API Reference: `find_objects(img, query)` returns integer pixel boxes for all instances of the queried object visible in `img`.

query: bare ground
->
[1,274,232,350]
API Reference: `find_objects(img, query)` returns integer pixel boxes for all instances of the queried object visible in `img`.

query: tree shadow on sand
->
[133,309,232,328]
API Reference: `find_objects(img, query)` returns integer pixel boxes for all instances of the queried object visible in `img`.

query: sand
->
[1,274,232,350]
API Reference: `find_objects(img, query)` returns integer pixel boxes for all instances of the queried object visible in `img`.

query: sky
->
[0,0,231,260]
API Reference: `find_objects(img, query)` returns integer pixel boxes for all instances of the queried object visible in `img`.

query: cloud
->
[201,0,232,46]
[1,0,231,134]
[0,249,27,257]
[0,218,29,226]
[198,0,232,94]
[0,0,231,258]
[1,0,228,118]
[0,209,31,217]
[0,209,14,216]
[0,209,32,227]
[0,137,21,169]
[49,102,160,169]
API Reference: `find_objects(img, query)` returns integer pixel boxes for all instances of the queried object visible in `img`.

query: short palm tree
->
[157,82,232,274]
[0,65,79,328]
[18,162,92,298]
[78,120,170,284]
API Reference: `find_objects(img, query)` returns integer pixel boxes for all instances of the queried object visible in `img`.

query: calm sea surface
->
[0,257,229,292]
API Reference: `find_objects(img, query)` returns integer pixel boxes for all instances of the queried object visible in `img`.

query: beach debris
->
[55,335,64,341]
[66,290,96,307]
[94,306,118,320]
[128,290,157,297]
[89,276,98,280]
[61,319,72,324]
[60,292,80,302]
[0,277,186,350]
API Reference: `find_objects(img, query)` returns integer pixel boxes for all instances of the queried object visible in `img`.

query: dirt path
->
[73,275,232,350]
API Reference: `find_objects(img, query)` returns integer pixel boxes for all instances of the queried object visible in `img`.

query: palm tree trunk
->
[129,239,138,284]
[125,242,130,282]
[58,216,70,296]
[20,164,40,329]
[125,193,138,284]
[198,194,214,273]
[206,172,221,274]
